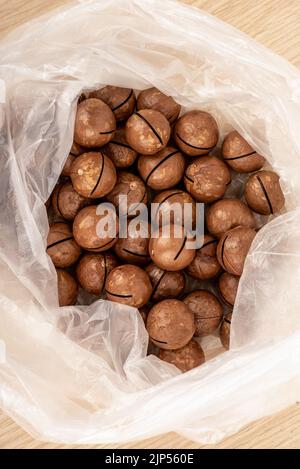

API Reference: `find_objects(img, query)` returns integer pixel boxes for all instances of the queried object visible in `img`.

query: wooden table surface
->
[0,0,300,450]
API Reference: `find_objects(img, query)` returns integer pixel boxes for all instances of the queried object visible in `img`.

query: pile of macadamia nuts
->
[46,85,285,374]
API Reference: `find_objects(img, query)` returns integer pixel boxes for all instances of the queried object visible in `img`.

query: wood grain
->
[0,0,300,449]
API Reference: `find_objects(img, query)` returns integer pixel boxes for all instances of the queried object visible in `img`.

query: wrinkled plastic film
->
[0,0,300,444]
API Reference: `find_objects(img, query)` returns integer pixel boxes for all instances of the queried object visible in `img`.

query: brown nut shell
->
[125,109,171,155]
[70,141,86,156]
[74,98,116,148]
[52,182,92,221]
[222,131,265,173]
[217,226,256,276]
[70,152,117,199]
[76,251,118,296]
[106,172,147,217]
[104,129,137,168]
[186,235,221,280]
[137,87,181,124]
[159,339,205,372]
[62,154,76,177]
[138,146,185,190]
[73,205,118,252]
[145,263,185,302]
[219,272,239,306]
[174,110,219,157]
[147,299,195,350]
[90,86,136,122]
[113,222,150,265]
[220,312,232,350]
[206,198,256,239]
[57,269,78,306]
[153,190,196,229]
[184,155,231,202]
[183,290,223,337]
[244,170,285,215]
[139,306,148,324]
[47,222,81,268]
[149,224,196,271]
[105,264,152,308]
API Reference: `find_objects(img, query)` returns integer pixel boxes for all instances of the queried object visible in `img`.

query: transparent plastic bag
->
[0,0,300,445]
